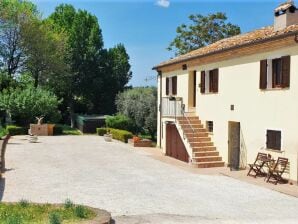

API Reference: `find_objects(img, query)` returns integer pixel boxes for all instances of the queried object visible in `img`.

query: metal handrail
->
[180,105,195,140]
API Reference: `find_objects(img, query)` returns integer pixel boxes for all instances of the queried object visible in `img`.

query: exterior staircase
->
[176,116,224,168]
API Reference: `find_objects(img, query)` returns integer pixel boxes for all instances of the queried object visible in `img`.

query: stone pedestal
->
[30,124,54,136]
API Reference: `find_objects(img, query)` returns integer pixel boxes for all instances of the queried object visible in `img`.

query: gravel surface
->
[2,135,298,224]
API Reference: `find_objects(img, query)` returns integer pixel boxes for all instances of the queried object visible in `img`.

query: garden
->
[0,0,157,144]
[0,199,108,224]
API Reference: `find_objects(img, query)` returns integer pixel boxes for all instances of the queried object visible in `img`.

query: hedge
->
[96,128,133,143]
[105,115,135,132]
[96,128,107,136]
[0,127,8,138]
[6,125,27,135]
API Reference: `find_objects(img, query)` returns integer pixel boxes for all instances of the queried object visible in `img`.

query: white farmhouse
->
[153,1,298,182]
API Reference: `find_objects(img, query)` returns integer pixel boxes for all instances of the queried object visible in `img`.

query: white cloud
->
[156,0,170,8]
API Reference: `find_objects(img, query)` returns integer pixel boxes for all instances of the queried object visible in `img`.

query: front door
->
[166,123,189,162]
[228,121,240,170]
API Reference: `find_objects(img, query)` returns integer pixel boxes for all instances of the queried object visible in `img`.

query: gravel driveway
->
[2,135,298,224]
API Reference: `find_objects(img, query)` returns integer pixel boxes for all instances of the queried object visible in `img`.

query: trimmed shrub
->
[108,128,133,143]
[0,127,8,138]
[96,128,107,136]
[105,114,135,132]
[6,125,27,135]
[96,128,133,143]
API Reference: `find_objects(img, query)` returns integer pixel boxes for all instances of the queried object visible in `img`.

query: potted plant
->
[132,136,141,143]
[29,135,38,143]
[104,130,112,142]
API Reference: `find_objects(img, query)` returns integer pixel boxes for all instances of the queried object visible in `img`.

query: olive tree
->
[116,87,157,140]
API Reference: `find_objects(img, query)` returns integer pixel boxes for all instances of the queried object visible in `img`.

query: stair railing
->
[180,104,195,140]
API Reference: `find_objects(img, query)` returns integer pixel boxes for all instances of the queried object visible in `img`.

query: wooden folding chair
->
[247,152,268,177]
[266,157,288,185]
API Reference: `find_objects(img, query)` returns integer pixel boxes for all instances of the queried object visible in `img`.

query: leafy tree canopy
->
[168,12,241,56]
[0,87,61,126]
[0,0,38,76]
[116,87,157,140]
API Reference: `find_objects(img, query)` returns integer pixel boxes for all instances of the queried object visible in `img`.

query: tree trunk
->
[69,100,75,128]
[34,72,39,88]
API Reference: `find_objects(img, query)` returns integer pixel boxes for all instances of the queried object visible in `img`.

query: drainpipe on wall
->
[158,70,162,148]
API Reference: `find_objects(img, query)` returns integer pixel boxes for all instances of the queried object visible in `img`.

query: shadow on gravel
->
[0,178,5,201]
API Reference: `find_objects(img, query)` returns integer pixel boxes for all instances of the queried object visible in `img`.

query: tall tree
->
[21,20,68,87]
[168,12,241,56]
[99,44,132,114]
[48,5,105,126]
[0,0,37,77]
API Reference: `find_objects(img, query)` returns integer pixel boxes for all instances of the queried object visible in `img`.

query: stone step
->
[192,146,217,152]
[183,128,207,134]
[190,142,213,147]
[185,132,209,138]
[192,156,222,163]
[178,120,202,125]
[193,151,219,157]
[193,161,225,168]
[188,137,211,143]
[180,124,203,129]
[177,117,200,122]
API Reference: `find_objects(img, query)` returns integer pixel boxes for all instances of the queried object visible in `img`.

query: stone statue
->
[35,116,44,125]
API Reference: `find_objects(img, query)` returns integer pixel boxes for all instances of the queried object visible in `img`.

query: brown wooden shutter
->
[172,76,177,95]
[266,130,274,149]
[282,55,290,88]
[200,71,205,93]
[213,69,219,93]
[260,60,267,89]
[166,77,169,95]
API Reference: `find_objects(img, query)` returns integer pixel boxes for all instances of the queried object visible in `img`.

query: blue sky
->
[32,0,283,86]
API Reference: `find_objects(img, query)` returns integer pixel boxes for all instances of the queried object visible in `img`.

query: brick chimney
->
[274,0,298,31]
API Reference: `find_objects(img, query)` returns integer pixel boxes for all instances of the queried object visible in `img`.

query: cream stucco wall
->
[189,46,298,181]
[157,45,298,181]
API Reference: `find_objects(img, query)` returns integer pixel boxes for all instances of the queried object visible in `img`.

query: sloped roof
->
[153,24,298,69]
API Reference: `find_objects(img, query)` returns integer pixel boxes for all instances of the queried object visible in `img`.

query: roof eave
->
[153,31,298,71]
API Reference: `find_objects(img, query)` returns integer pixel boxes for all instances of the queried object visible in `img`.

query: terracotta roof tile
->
[154,24,298,69]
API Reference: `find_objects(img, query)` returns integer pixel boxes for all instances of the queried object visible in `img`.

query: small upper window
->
[260,56,290,90]
[166,76,177,96]
[266,130,281,151]
[200,69,219,94]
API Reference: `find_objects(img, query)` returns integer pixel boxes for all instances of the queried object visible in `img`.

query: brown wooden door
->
[166,123,189,163]
[228,121,240,170]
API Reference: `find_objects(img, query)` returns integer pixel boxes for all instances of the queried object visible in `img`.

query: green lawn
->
[0,201,95,224]
[54,125,82,136]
